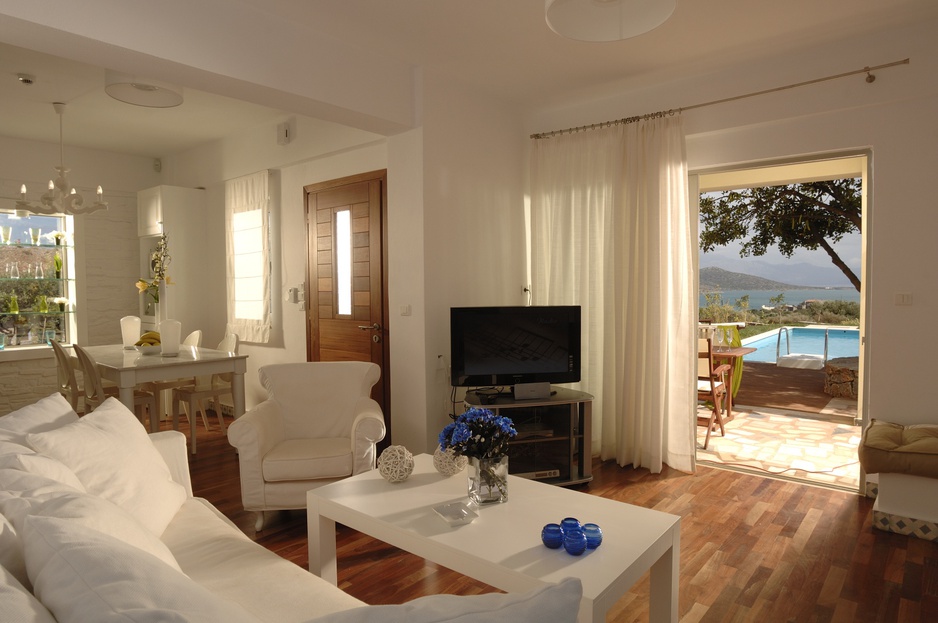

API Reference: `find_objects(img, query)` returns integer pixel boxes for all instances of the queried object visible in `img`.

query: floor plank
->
[179,414,938,622]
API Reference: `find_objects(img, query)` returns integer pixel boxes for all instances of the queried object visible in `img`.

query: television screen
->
[450,306,581,387]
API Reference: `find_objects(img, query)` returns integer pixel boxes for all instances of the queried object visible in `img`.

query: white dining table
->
[70,344,248,432]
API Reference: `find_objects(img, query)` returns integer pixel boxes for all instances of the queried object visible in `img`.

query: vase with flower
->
[136,232,172,321]
[439,407,517,505]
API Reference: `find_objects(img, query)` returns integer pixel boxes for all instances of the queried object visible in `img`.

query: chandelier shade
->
[545,0,676,42]
[16,102,108,217]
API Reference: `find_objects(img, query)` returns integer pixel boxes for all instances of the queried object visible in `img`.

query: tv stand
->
[464,387,592,486]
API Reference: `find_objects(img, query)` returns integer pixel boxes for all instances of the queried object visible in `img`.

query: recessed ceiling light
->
[546,0,676,42]
[16,73,35,85]
[105,70,183,108]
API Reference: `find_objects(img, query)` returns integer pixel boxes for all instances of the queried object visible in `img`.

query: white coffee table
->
[308,454,680,622]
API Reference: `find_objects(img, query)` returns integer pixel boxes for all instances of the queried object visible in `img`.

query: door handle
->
[358,323,381,331]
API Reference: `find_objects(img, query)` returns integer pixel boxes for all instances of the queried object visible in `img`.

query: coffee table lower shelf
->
[308,454,680,622]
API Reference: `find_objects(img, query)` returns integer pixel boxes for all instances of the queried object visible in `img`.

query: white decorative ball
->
[433,445,468,477]
[378,445,414,483]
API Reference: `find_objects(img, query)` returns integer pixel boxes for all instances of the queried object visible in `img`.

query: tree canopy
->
[699,178,861,291]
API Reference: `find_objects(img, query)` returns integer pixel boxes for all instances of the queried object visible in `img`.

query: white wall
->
[418,72,527,450]
[525,19,938,427]
[163,116,388,408]
[161,85,529,454]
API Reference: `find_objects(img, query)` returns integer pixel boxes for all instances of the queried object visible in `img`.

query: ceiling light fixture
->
[545,0,676,42]
[15,102,108,217]
[105,70,183,108]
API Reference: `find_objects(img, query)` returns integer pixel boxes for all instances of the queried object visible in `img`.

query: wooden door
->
[305,171,390,438]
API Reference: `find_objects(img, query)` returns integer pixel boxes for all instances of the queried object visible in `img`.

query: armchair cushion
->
[262,438,353,482]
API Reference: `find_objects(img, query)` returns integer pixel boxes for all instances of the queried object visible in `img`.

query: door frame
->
[691,151,870,492]
[303,169,390,435]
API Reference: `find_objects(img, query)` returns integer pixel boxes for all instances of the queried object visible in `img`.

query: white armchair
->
[226,361,386,531]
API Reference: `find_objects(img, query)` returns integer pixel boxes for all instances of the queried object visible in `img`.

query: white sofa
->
[0,393,582,623]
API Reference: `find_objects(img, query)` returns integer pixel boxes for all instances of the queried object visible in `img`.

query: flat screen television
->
[450,305,581,387]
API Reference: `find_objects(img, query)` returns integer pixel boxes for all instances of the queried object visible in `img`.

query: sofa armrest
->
[350,397,386,474]
[149,430,193,497]
[226,399,285,510]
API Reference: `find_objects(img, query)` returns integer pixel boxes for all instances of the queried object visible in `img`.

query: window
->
[334,209,352,316]
[0,213,73,348]
[225,171,271,343]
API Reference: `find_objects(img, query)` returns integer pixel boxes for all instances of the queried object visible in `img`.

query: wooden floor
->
[184,415,938,623]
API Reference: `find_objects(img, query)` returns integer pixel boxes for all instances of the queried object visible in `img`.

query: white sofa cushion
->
[33,491,182,572]
[0,452,84,491]
[262,438,352,482]
[22,515,262,623]
[0,469,85,590]
[0,514,28,592]
[0,393,78,443]
[162,497,366,622]
[302,577,583,623]
[0,562,56,623]
[26,397,186,536]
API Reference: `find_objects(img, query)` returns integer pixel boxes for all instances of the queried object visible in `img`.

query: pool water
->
[743,327,860,363]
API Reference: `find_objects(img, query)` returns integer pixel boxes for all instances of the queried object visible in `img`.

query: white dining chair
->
[171,333,239,454]
[49,339,83,412]
[140,328,204,420]
[73,344,157,427]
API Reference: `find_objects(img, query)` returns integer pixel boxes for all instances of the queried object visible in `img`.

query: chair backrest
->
[697,337,714,380]
[49,340,80,411]
[183,330,202,347]
[73,344,107,410]
[210,333,240,385]
[216,333,238,354]
[259,361,380,439]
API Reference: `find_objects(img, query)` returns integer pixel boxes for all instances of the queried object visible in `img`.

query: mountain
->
[699,267,805,291]
[699,256,854,287]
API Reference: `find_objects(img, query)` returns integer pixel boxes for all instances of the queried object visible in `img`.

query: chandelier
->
[15,102,108,217]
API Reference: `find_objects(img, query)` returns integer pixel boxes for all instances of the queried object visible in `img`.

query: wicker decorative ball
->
[378,445,414,483]
[433,445,468,477]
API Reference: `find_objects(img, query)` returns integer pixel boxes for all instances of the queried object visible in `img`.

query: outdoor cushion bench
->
[859,419,938,540]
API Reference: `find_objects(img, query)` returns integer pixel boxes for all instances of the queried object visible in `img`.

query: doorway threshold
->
[696,405,860,492]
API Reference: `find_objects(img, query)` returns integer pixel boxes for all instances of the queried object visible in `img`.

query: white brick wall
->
[0,355,57,415]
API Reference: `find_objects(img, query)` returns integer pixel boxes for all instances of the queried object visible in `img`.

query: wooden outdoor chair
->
[697,337,732,449]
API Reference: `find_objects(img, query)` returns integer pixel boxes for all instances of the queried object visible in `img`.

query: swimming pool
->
[742,327,860,363]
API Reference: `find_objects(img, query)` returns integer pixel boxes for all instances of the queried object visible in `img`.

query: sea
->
[699,288,860,310]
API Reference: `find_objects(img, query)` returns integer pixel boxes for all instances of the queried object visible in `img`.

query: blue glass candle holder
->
[582,523,603,549]
[560,517,581,535]
[563,527,587,555]
[541,523,564,549]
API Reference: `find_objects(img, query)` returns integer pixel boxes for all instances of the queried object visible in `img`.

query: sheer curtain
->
[225,171,271,344]
[530,115,696,473]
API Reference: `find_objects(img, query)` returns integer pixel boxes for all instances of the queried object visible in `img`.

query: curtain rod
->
[530,58,910,140]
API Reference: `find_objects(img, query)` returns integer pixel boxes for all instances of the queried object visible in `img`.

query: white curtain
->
[530,115,696,473]
[225,171,271,344]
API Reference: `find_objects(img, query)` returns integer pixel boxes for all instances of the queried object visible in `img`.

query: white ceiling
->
[1,0,936,158]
